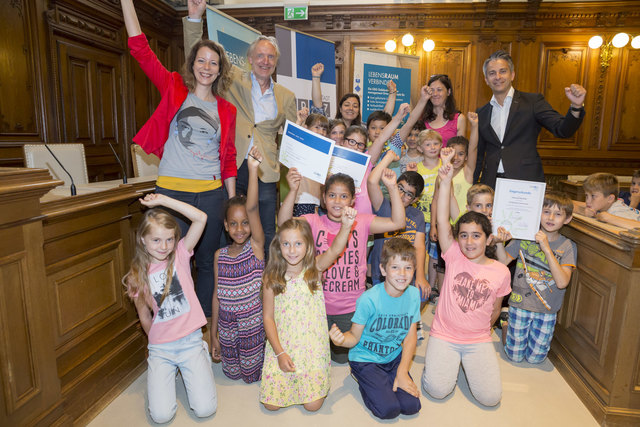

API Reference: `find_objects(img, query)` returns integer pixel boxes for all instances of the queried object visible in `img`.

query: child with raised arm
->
[330,238,421,420]
[212,147,265,383]
[495,191,577,362]
[123,193,215,423]
[279,169,405,363]
[293,114,330,216]
[368,150,429,300]
[421,158,511,407]
[260,211,356,411]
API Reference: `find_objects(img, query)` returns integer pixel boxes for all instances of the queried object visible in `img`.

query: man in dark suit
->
[473,50,586,188]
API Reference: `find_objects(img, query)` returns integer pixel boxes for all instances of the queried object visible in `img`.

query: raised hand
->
[248,146,263,169]
[564,83,586,107]
[383,149,400,163]
[440,146,455,165]
[387,80,397,93]
[406,162,418,172]
[139,193,168,208]
[286,167,302,192]
[467,111,478,127]
[341,206,357,228]
[438,163,454,182]
[311,63,324,77]
[296,107,309,125]
[380,168,398,188]
[420,84,431,101]
[188,0,206,19]
[395,102,411,119]
[328,323,345,346]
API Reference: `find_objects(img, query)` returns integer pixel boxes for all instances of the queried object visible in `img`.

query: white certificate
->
[327,145,371,189]
[493,178,546,241]
[279,120,335,184]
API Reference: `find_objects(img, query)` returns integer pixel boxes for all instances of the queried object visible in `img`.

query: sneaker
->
[416,320,425,341]
[498,308,509,330]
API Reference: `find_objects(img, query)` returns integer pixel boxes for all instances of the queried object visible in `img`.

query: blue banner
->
[362,63,411,122]
[206,7,261,71]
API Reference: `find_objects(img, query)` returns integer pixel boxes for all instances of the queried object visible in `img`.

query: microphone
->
[44,144,77,196]
[108,142,128,184]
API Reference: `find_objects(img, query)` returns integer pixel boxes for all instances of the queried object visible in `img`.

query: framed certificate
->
[493,178,546,241]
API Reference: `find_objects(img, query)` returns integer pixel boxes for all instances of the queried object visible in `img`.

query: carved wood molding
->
[45,5,121,50]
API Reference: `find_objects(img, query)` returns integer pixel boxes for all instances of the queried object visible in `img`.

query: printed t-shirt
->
[354,162,374,215]
[506,235,577,314]
[304,213,375,315]
[607,199,640,221]
[415,160,441,223]
[370,198,425,284]
[349,284,420,364]
[147,239,206,344]
[430,242,511,344]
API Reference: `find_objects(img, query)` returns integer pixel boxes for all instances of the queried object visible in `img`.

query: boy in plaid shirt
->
[495,191,577,363]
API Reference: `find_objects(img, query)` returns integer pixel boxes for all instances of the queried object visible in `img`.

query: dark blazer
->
[473,90,585,188]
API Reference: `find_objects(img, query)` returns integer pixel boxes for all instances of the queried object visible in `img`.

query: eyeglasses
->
[398,184,416,200]
[344,138,366,150]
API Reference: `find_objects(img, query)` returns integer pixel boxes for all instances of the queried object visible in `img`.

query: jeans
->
[236,160,277,257]
[156,186,225,316]
[147,330,217,423]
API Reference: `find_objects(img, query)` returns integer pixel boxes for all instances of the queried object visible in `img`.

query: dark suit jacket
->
[473,90,585,188]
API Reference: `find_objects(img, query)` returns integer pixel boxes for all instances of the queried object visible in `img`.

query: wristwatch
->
[570,104,584,112]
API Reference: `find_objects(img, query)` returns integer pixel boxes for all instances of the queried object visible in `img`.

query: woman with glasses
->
[420,74,466,146]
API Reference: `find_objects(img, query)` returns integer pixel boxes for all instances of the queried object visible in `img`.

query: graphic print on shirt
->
[452,271,492,313]
[362,313,411,356]
[315,228,361,293]
[149,268,190,323]
[514,240,563,304]
[174,106,220,160]
[382,215,418,242]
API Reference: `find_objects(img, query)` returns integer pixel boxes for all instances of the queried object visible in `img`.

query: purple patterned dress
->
[217,239,265,383]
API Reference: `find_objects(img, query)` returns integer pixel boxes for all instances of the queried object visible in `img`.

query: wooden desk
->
[0,168,154,425]
[559,178,632,202]
[550,215,640,426]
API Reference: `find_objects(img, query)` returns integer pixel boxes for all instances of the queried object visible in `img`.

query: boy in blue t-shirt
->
[329,238,421,420]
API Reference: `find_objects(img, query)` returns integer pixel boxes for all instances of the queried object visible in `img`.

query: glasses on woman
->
[344,138,366,150]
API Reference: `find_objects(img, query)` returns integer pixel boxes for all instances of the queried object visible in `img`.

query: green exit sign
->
[284,6,308,21]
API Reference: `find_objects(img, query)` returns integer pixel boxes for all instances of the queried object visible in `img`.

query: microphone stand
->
[44,144,77,196]
[108,142,128,184]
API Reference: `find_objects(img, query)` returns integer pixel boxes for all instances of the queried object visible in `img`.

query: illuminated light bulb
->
[631,35,640,49]
[385,39,397,52]
[423,38,435,52]
[612,32,629,48]
[402,33,414,47]
[588,35,603,49]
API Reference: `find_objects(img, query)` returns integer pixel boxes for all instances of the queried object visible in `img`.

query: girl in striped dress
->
[212,147,265,383]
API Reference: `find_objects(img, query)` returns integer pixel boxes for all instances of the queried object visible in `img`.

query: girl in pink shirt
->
[279,170,406,363]
[421,156,510,407]
[123,194,216,423]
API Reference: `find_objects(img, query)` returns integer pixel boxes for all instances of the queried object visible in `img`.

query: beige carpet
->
[90,306,597,427]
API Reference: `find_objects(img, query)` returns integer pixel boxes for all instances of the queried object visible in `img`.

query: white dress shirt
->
[489,86,515,173]
[246,73,277,158]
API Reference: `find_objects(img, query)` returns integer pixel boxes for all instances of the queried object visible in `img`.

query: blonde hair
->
[417,129,443,145]
[122,209,181,310]
[583,172,618,197]
[263,219,320,296]
[466,184,495,205]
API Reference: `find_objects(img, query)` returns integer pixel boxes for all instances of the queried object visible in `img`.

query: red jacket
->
[128,33,237,181]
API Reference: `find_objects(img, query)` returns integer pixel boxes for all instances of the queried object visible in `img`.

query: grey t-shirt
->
[506,235,577,314]
[159,93,222,181]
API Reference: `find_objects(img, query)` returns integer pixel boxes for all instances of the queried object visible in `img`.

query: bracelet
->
[389,90,397,94]
[275,351,285,357]
[570,104,584,112]
[312,76,321,79]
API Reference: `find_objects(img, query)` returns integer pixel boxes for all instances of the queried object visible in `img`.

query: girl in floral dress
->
[260,211,356,411]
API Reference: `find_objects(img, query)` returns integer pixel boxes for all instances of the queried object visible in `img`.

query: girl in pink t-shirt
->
[421,159,510,407]
[123,194,216,423]
[279,170,406,363]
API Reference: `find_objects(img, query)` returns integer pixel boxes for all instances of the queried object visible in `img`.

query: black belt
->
[496,172,507,178]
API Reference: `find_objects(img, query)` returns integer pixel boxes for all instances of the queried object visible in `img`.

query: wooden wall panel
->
[611,47,640,150]
[0,254,40,415]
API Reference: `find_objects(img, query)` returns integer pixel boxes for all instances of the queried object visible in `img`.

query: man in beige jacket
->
[184,0,297,253]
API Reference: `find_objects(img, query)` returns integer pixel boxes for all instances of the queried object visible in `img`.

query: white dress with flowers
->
[259,273,330,406]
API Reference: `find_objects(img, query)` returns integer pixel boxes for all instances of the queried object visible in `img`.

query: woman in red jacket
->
[121,0,237,319]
